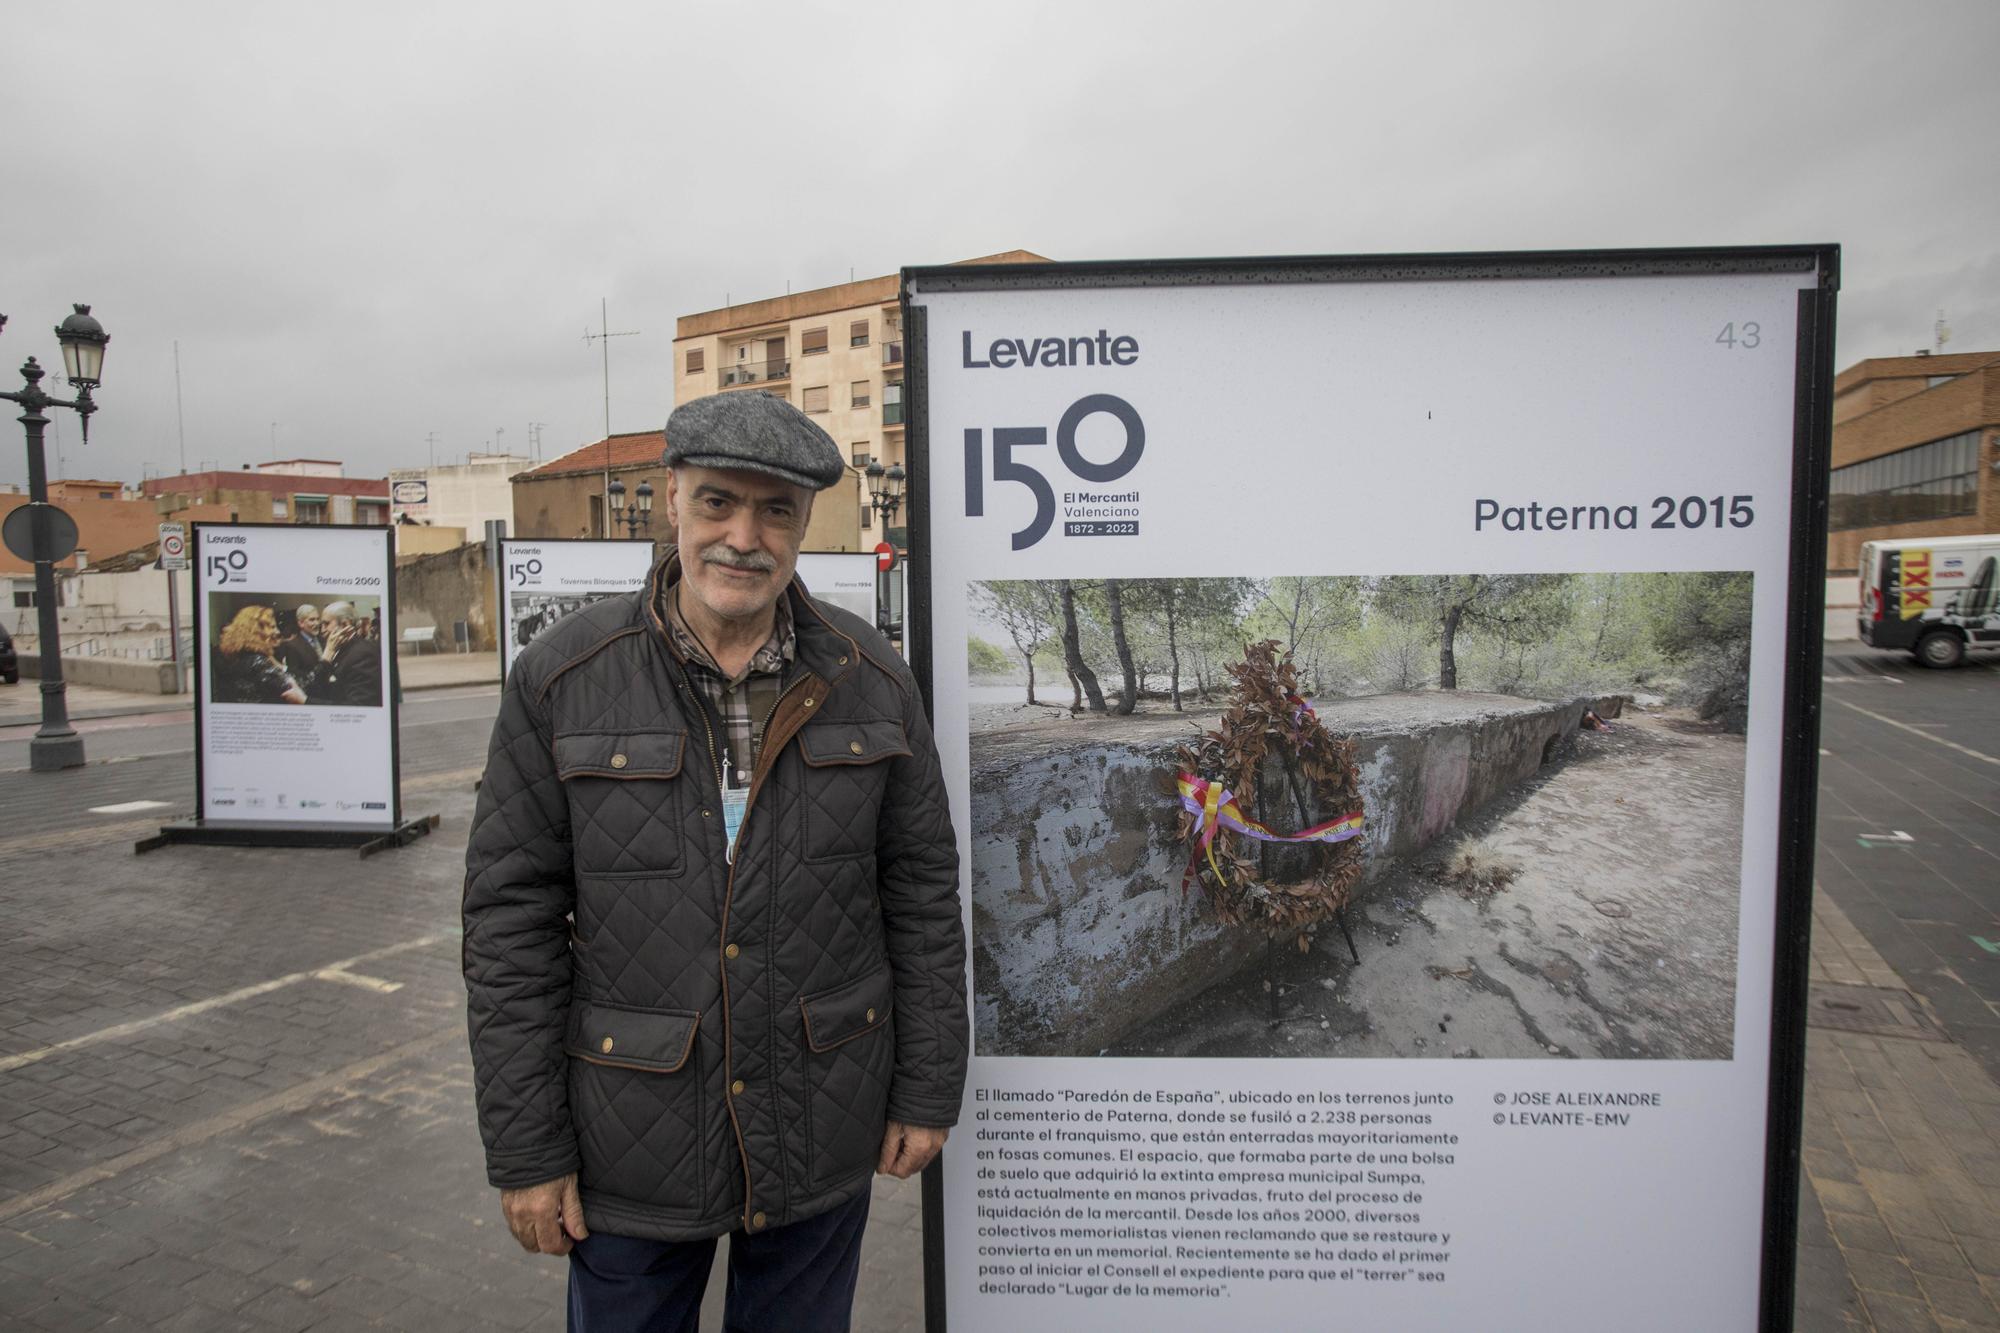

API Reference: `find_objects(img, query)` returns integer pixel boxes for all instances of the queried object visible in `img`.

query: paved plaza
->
[0,643,1994,1330]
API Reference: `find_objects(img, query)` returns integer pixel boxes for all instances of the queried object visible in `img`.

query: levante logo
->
[959,331,1147,551]
[205,533,250,585]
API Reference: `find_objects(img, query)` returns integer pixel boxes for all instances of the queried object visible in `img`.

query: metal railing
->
[720,357,789,388]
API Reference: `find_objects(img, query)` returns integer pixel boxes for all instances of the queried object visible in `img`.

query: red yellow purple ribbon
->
[1175,772,1365,890]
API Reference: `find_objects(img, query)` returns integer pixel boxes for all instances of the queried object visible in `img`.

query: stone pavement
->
[0,774,924,1332]
[1798,891,2000,1331]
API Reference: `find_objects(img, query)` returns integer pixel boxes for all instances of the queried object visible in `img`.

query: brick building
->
[509,429,861,550]
[141,460,390,528]
[1829,351,2000,573]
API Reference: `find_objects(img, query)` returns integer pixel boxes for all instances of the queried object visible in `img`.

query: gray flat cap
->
[662,391,844,491]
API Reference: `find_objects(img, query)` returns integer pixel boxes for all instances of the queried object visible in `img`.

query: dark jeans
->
[567,1189,872,1333]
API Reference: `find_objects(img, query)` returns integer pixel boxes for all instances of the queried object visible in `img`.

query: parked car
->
[0,623,16,684]
[1858,534,2000,668]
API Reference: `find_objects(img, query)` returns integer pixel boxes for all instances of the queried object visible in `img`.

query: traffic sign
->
[2,502,79,564]
[874,540,897,572]
[158,522,189,570]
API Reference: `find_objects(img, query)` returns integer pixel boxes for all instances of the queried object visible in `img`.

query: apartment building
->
[141,460,390,527]
[1828,350,2000,572]
[671,250,1047,550]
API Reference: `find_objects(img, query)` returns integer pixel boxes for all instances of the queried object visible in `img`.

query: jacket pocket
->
[800,969,895,1188]
[555,730,689,875]
[565,999,707,1212]
[796,718,910,862]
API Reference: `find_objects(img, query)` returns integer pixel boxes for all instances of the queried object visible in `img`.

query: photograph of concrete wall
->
[966,572,1754,1061]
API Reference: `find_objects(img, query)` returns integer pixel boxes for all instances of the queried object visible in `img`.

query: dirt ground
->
[1105,708,1745,1060]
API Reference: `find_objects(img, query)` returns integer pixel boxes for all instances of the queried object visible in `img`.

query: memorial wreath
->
[1171,640,1367,936]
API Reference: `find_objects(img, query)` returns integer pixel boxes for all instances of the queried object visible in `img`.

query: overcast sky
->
[3,0,1994,488]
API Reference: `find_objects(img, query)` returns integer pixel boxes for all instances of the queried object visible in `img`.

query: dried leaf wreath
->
[1170,640,1367,932]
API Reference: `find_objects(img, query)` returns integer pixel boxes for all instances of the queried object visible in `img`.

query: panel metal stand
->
[135,813,439,858]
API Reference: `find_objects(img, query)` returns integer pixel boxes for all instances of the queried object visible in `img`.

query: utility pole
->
[583,299,640,538]
[425,431,439,470]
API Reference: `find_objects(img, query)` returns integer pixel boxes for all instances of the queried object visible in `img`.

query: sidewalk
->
[395,652,497,692]
[1798,892,2000,1330]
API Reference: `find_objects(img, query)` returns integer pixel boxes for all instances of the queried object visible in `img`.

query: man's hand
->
[878,1120,948,1179]
[500,1173,590,1255]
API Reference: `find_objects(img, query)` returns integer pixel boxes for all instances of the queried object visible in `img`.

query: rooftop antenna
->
[1935,309,1952,355]
[173,340,187,474]
[528,421,547,460]
[425,431,439,470]
[583,298,640,537]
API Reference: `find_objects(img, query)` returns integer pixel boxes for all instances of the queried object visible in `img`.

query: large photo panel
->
[194,523,396,825]
[911,252,1832,1330]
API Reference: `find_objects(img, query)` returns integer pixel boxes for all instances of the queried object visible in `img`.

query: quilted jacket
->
[463,552,968,1241]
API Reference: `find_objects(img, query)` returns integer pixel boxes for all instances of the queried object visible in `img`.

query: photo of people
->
[207,592,384,708]
[509,592,625,654]
[964,571,1755,1061]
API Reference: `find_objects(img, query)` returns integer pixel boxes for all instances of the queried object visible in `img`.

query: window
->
[882,380,904,425]
[97,490,114,500]
[357,501,388,526]
[803,385,830,413]
[861,503,873,529]
[295,498,328,524]
[687,348,706,374]
[851,380,871,409]
[1829,430,1982,531]
[13,591,34,608]
[801,327,828,356]
[850,320,870,348]
[852,443,872,466]
[271,498,288,519]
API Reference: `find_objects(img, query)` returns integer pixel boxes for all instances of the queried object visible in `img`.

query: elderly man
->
[303,601,381,708]
[278,603,324,681]
[463,391,966,1332]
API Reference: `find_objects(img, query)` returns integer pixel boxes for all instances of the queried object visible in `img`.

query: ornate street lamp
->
[607,476,653,539]
[864,459,906,531]
[1,304,110,771]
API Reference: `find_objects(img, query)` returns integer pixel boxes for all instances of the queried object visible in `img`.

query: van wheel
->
[1916,632,1965,669]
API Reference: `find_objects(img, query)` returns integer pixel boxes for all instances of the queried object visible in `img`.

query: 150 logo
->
[206,548,249,584]
[964,394,1144,550]
[508,557,544,587]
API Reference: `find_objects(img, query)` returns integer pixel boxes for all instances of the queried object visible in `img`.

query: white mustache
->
[701,544,776,573]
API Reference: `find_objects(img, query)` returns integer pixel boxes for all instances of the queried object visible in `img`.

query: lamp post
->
[863,459,906,533]
[0,304,109,772]
[606,476,653,539]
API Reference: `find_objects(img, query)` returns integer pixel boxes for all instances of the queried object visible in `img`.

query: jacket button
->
[725,943,740,960]
[838,655,848,665]
[702,809,712,818]
[600,1036,614,1053]
[610,754,628,769]
[848,740,864,755]
[751,1211,767,1230]
[731,1079,746,1096]
[804,698,815,708]
[866,1007,876,1023]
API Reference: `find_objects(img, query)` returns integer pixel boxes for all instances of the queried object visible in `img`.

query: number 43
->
[1716,322,1761,349]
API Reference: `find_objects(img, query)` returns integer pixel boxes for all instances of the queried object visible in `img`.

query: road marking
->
[313,966,404,994]
[1830,697,2000,768]
[1857,830,1915,847]
[0,1027,460,1223]
[1974,938,2000,956]
[87,799,170,814]
[0,932,452,1074]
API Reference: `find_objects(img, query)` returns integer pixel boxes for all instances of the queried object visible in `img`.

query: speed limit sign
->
[158,523,188,570]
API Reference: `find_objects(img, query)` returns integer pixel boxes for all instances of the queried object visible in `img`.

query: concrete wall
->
[970,691,1625,1057]
[1826,574,1860,641]
[21,652,180,693]
[394,525,468,560]
[394,541,498,652]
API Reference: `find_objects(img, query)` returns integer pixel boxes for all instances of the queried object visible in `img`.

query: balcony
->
[882,341,904,367]
[882,399,904,427]
[720,357,789,388]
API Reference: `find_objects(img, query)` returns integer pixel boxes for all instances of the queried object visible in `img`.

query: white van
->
[1857,534,2000,667]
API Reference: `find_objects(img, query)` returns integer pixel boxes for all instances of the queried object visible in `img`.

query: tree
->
[1104,579,1140,714]
[971,581,1057,704]
[1638,571,1755,730]
[1371,574,1572,690]
[1058,580,1107,713]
